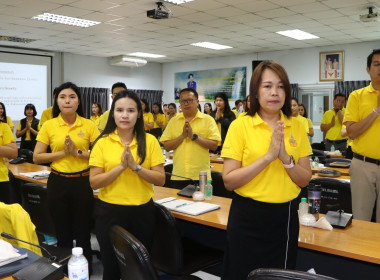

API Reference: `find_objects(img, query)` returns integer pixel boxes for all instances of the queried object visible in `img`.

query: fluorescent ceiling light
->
[190,42,232,50]
[164,0,195,4]
[128,52,166,58]
[276,29,319,40]
[31,13,101,28]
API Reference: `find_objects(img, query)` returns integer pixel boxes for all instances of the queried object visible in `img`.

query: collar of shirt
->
[368,82,380,94]
[251,111,291,127]
[57,113,83,128]
[177,109,205,121]
[109,130,137,149]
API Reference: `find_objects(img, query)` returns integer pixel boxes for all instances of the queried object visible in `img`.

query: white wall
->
[162,40,380,104]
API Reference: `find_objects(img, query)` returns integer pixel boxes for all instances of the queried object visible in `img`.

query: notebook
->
[157,198,220,216]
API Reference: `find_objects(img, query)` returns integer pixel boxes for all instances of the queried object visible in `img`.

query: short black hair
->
[367,49,380,69]
[334,93,345,100]
[111,82,127,93]
[188,73,194,79]
[180,88,198,99]
[52,82,84,118]
[24,104,37,117]
[235,99,242,106]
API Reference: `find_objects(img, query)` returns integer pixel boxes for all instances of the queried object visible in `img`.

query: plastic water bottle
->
[205,180,213,200]
[309,156,313,169]
[330,144,335,153]
[299,197,309,218]
[68,247,89,280]
[314,156,319,168]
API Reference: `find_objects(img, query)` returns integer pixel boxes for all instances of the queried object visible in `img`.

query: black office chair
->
[19,149,34,163]
[300,178,352,214]
[311,142,325,151]
[164,163,173,187]
[20,183,71,265]
[324,158,351,168]
[247,268,338,280]
[150,203,223,276]
[312,149,328,164]
[109,225,201,280]
[211,170,233,198]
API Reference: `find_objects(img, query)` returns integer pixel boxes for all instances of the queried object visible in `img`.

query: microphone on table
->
[165,172,200,198]
[1,232,57,262]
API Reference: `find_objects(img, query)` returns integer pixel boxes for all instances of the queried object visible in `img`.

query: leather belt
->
[50,169,90,178]
[326,139,347,144]
[353,153,380,166]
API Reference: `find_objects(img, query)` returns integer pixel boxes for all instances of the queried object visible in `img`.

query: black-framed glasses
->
[179,99,195,104]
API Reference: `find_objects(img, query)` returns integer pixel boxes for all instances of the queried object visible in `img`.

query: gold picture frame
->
[319,51,344,81]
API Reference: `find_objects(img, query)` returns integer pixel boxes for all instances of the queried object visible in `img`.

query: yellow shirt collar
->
[251,111,291,127]
[109,130,137,148]
[368,82,380,94]
[177,110,205,121]
[57,113,83,127]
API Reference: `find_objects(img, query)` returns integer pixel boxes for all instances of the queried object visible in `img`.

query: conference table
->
[7,162,380,279]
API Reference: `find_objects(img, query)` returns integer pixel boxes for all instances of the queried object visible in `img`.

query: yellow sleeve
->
[147,112,154,123]
[36,120,51,145]
[6,116,13,128]
[204,115,222,142]
[89,137,104,168]
[343,92,359,123]
[1,123,16,144]
[147,134,165,167]
[321,110,331,124]
[221,120,243,161]
[98,111,110,131]
[16,121,21,130]
[160,117,177,143]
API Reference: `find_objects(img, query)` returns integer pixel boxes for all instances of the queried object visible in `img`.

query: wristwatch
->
[282,155,295,169]
[76,149,83,159]
[192,134,198,141]
[133,164,142,172]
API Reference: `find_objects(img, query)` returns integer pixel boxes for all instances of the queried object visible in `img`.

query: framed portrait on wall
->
[319,51,344,81]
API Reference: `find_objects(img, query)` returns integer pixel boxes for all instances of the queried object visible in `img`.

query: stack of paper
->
[156,198,220,216]
[0,240,27,267]
[19,170,50,179]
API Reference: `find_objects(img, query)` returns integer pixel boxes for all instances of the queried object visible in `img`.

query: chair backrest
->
[211,170,233,198]
[247,268,338,280]
[311,142,325,151]
[109,225,159,280]
[312,149,327,164]
[19,149,34,163]
[163,163,173,187]
[305,178,352,214]
[150,202,184,274]
[21,183,56,237]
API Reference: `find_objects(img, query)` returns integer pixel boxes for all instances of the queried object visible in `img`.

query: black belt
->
[326,139,347,144]
[353,153,380,166]
[51,169,90,178]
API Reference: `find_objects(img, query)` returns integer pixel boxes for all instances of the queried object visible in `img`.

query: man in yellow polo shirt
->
[320,93,347,152]
[344,49,380,222]
[98,82,127,131]
[160,88,221,189]
[38,87,58,130]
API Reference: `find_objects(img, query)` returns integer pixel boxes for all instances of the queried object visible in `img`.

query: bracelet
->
[373,108,380,116]
[282,155,295,169]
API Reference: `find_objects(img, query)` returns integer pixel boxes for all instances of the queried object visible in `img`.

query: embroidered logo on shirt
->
[289,134,297,147]
[78,130,85,138]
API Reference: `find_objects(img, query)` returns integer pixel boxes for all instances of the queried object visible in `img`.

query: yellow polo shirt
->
[90,114,102,127]
[344,83,380,158]
[306,118,313,130]
[89,131,165,205]
[321,108,347,141]
[237,112,247,119]
[0,123,15,182]
[153,113,166,129]
[165,113,177,125]
[232,109,237,116]
[221,112,312,203]
[37,113,100,173]
[295,115,309,135]
[160,110,221,181]
[98,110,110,131]
[143,112,154,131]
[17,120,31,140]
[38,106,53,130]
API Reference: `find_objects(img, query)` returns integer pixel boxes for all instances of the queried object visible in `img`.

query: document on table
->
[19,170,50,179]
[156,198,220,216]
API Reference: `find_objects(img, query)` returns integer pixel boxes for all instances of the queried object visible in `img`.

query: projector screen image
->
[0,51,52,122]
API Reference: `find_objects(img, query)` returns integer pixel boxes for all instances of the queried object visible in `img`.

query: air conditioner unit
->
[110,55,147,67]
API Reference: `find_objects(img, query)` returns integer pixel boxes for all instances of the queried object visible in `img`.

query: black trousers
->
[94,198,156,280]
[47,171,94,264]
[222,193,299,280]
[0,180,11,204]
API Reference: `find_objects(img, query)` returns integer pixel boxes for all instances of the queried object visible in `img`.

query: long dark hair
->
[204,102,212,114]
[0,102,8,123]
[93,90,146,164]
[249,61,292,117]
[152,102,164,115]
[298,103,307,118]
[92,102,103,116]
[212,92,232,114]
[52,82,84,118]
[141,99,150,113]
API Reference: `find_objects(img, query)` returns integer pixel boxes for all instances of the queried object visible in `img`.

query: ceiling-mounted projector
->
[147,1,169,19]
[110,55,147,67]
[360,7,380,22]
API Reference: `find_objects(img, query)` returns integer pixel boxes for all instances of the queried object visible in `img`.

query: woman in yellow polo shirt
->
[140,99,154,132]
[90,102,103,128]
[151,102,166,138]
[221,61,312,280]
[291,97,310,137]
[16,104,39,151]
[0,122,17,203]
[0,102,14,133]
[89,90,165,280]
[33,82,100,269]
[298,103,314,137]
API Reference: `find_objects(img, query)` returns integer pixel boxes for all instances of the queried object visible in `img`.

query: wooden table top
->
[210,155,224,164]
[312,166,349,176]
[7,162,50,185]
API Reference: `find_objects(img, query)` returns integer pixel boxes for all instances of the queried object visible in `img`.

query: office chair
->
[311,142,325,151]
[247,268,338,280]
[150,203,223,276]
[109,225,201,280]
[324,158,351,168]
[300,178,352,214]
[164,163,173,187]
[312,149,328,164]
[19,149,34,163]
[211,170,233,198]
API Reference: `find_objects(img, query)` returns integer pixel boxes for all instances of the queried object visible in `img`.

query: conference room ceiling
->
[0,0,380,63]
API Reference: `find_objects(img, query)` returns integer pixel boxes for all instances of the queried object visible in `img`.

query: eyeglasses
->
[179,99,195,104]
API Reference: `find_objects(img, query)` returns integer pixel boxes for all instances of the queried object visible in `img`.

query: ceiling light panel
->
[276,29,319,40]
[190,42,232,50]
[31,13,101,28]
[164,0,195,4]
[128,52,166,58]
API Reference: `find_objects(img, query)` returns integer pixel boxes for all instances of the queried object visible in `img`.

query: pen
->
[175,203,189,208]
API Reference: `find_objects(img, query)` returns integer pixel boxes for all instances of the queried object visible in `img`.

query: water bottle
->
[314,156,319,168]
[205,180,213,200]
[330,144,335,153]
[309,156,313,169]
[68,247,89,280]
[299,197,308,218]
[199,171,207,194]
[308,183,322,220]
